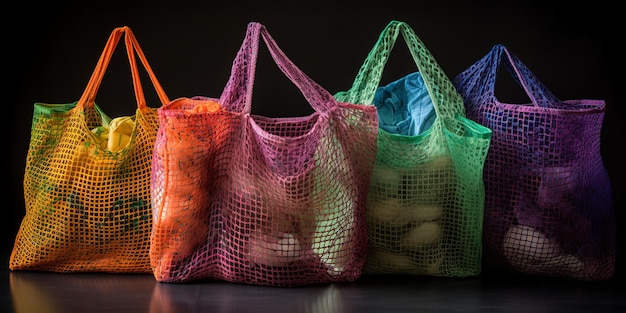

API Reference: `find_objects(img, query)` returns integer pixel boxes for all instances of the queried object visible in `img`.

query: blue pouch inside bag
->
[373,72,435,136]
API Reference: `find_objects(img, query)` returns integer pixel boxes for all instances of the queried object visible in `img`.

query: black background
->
[4,1,623,278]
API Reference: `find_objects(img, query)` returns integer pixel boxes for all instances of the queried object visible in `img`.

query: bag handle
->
[219,22,337,114]
[335,20,464,120]
[77,26,170,110]
[453,44,561,108]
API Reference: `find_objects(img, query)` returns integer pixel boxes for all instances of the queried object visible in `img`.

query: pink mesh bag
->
[150,22,379,286]
[453,44,615,281]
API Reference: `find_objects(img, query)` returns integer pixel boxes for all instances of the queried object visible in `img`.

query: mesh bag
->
[9,27,170,273]
[452,44,615,280]
[334,20,492,277]
[150,22,378,286]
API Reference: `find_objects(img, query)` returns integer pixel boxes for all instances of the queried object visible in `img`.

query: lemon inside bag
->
[91,116,135,152]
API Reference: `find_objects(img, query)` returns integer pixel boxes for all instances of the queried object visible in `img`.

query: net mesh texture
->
[335,20,492,277]
[150,22,379,286]
[453,44,615,281]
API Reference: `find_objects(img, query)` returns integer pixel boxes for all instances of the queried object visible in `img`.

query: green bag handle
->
[335,20,465,121]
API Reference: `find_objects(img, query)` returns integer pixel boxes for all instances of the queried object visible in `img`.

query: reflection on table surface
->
[9,270,358,313]
[7,270,625,313]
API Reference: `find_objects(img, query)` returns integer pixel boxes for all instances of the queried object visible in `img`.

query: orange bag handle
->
[77,26,169,110]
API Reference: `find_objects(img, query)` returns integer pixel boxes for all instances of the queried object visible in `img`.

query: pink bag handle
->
[219,22,337,114]
[77,26,170,110]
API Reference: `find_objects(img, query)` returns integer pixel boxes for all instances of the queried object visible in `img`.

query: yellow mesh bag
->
[9,26,170,273]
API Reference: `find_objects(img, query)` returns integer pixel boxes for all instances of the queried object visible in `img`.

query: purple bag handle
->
[220,22,336,114]
[454,44,563,108]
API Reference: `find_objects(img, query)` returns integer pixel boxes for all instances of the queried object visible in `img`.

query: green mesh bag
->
[335,20,492,277]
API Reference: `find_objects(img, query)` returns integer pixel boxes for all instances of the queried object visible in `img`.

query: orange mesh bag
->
[150,22,379,286]
[10,26,170,273]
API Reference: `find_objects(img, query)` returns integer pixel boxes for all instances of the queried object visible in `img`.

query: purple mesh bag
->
[453,44,615,281]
